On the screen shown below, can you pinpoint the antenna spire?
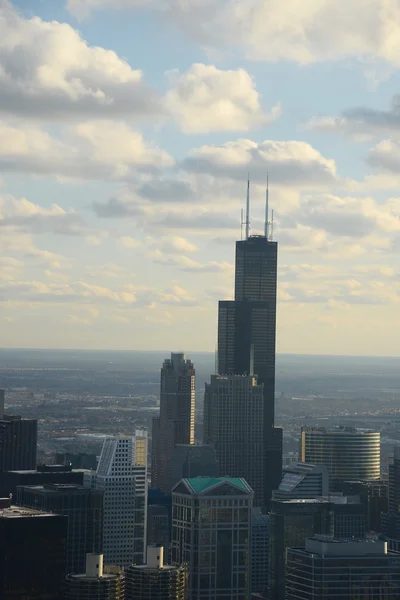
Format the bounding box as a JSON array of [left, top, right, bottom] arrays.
[[264, 173, 269, 239], [271, 209, 274, 241], [245, 175, 250, 240]]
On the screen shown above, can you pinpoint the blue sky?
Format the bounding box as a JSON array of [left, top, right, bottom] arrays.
[[2, 0, 400, 355]]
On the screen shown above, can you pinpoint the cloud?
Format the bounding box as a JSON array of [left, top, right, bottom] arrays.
[[0, 120, 173, 180], [67, 0, 400, 67], [0, 0, 161, 120], [147, 250, 232, 273], [164, 64, 281, 133], [150, 235, 198, 254], [181, 139, 337, 187], [137, 179, 195, 203], [118, 236, 142, 249], [368, 140, 400, 174]]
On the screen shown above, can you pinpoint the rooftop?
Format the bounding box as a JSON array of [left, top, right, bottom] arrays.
[[0, 505, 60, 519], [185, 477, 250, 494]]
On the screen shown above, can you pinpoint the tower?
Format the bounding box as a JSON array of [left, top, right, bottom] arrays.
[[152, 353, 195, 493], [216, 180, 282, 511], [65, 553, 125, 600], [84, 432, 148, 568]]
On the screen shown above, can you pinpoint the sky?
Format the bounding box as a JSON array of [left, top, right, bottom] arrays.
[[1, 0, 400, 355]]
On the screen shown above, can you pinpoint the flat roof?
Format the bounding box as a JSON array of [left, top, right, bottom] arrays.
[[0, 506, 61, 519]]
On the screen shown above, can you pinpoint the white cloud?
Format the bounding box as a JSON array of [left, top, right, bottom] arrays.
[[0, 0, 161, 120], [368, 139, 400, 174], [164, 64, 281, 133], [67, 0, 400, 66], [118, 236, 142, 249]]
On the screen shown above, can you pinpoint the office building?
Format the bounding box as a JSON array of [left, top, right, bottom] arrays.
[[16, 483, 103, 574], [382, 446, 400, 540], [147, 487, 171, 549], [330, 495, 366, 539], [217, 186, 282, 511], [251, 509, 269, 598], [168, 443, 218, 492], [286, 536, 400, 599], [269, 499, 333, 600], [85, 431, 148, 568], [0, 463, 85, 498], [126, 546, 187, 600], [300, 426, 380, 490], [152, 353, 195, 493], [56, 452, 98, 470], [65, 553, 125, 600], [273, 463, 329, 500], [341, 479, 387, 532], [171, 476, 253, 600], [0, 498, 67, 599], [204, 374, 264, 505], [0, 413, 37, 471], [0, 389, 4, 418]]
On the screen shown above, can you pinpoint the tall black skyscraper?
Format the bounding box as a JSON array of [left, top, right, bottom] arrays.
[[216, 181, 282, 511]]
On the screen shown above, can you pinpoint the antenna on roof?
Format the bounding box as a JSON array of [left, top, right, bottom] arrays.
[[240, 209, 244, 241], [264, 173, 269, 239], [245, 175, 250, 240], [271, 209, 274, 241]]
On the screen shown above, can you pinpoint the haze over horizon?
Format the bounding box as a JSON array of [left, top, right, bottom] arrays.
[[2, 0, 400, 355]]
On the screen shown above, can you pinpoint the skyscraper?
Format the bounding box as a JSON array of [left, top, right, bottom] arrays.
[[85, 432, 148, 568], [16, 483, 104, 575], [251, 509, 269, 598], [300, 426, 380, 490], [286, 536, 400, 599], [152, 353, 195, 493], [65, 553, 125, 600], [273, 463, 329, 501], [171, 476, 253, 600], [204, 374, 264, 505], [382, 446, 400, 540], [216, 182, 282, 511], [126, 546, 188, 600], [0, 498, 67, 599], [0, 414, 37, 471]]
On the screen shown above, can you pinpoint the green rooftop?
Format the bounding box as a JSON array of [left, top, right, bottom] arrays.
[[186, 477, 249, 494]]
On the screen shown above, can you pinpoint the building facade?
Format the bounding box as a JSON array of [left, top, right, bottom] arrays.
[[171, 477, 253, 600], [300, 426, 380, 490], [65, 553, 125, 600], [152, 353, 195, 493], [0, 464, 85, 499], [217, 223, 282, 511], [16, 483, 103, 575], [0, 499, 67, 599], [251, 510, 269, 598], [273, 463, 329, 501], [204, 374, 264, 506], [341, 479, 387, 533], [85, 432, 148, 568], [0, 414, 37, 471], [168, 444, 218, 493], [286, 536, 400, 599], [126, 546, 187, 600]]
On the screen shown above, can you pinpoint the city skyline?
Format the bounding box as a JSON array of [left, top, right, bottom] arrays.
[[2, 1, 400, 356]]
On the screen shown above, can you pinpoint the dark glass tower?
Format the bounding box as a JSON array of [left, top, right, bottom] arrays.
[[217, 205, 282, 510]]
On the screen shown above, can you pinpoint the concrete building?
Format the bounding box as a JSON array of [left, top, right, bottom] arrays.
[[0, 497, 67, 599], [171, 477, 253, 600], [126, 546, 187, 600], [217, 225, 282, 512], [204, 374, 264, 506], [16, 483, 103, 574], [300, 426, 380, 490], [152, 353, 195, 494], [251, 509, 269, 598], [65, 553, 125, 600], [286, 536, 400, 599], [273, 463, 329, 500], [85, 431, 148, 568]]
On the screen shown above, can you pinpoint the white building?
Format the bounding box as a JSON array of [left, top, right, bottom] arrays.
[[85, 431, 148, 568], [273, 462, 329, 500]]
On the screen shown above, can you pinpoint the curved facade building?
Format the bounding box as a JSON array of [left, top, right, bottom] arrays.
[[300, 427, 380, 488]]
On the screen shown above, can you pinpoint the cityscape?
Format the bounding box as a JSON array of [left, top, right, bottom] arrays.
[[2, 1, 400, 599]]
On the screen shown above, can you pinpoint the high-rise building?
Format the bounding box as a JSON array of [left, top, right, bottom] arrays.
[[168, 443, 218, 492], [0, 463, 85, 498], [171, 476, 253, 600], [268, 499, 334, 600], [330, 495, 366, 539], [251, 509, 269, 598], [300, 426, 380, 490], [16, 483, 103, 575], [126, 546, 188, 600], [0, 413, 37, 471], [204, 374, 264, 505], [147, 488, 171, 549], [273, 463, 329, 500], [217, 186, 282, 511], [286, 536, 400, 599], [382, 446, 400, 540], [152, 353, 195, 493], [341, 479, 387, 533], [65, 553, 125, 600], [85, 432, 148, 568], [0, 389, 4, 418], [0, 498, 67, 599]]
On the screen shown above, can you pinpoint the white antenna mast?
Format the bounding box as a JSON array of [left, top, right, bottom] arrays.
[[271, 209, 274, 241], [245, 175, 250, 240], [240, 209, 244, 241], [264, 173, 269, 239]]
